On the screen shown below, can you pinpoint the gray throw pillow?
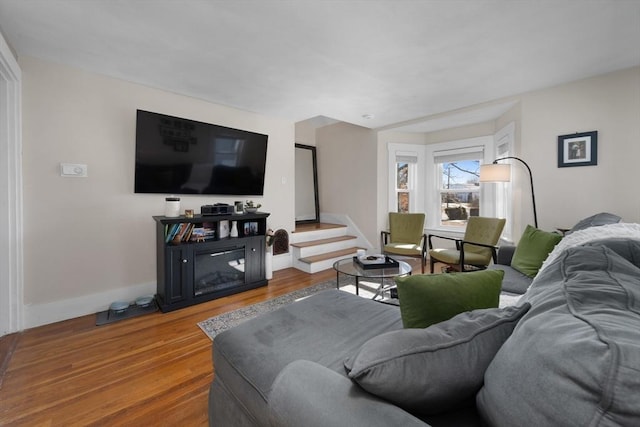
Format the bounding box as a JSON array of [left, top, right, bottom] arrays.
[[344, 303, 531, 415]]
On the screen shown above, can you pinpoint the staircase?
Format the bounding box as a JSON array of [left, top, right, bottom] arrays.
[[291, 223, 363, 274]]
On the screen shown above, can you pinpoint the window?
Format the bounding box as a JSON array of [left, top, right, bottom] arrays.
[[424, 137, 494, 231], [438, 160, 481, 227], [388, 125, 514, 237], [388, 145, 424, 213], [493, 122, 515, 241], [434, 147, 483, 228], [396, 162, 410, 212], [395, 156, 415, 212]]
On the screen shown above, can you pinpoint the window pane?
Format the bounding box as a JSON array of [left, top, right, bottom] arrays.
[[439, 160, 480, 227], [440, 191, 479, 227], [398, 192, 409, 213], [440, 160, 480, 190], [397, 162, 408, 189]]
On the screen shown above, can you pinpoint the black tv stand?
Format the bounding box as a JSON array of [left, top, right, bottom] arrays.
[[153, 212, 270, 312]]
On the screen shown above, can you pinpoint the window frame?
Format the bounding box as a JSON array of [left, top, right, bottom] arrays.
[[493, 122, 515, 241], [387, 144, 425, 213], [436, 156, 482, 229], [424, 136, 496, 233], [387, 126, 514, 239]]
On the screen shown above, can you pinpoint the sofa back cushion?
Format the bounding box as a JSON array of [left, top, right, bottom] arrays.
[[476, 242, 640, 426]]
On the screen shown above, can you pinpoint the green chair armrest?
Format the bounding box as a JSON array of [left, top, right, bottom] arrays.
[[460, 240, 500, 264], [428, 233, 462, 250]]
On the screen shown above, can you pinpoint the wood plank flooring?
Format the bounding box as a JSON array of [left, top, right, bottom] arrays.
[[0, 267, 337, 426], [0, 259, 423, 426]]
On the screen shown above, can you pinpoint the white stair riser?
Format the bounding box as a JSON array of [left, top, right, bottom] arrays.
[[293, 240, 357, 258], [290, 226, 347, 243], [294, 252, 359, 274]]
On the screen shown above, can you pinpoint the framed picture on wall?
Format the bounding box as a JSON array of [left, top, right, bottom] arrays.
[[558, 131, 598, 168]]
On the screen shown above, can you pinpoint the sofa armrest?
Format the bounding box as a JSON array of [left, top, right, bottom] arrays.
[[496, 245, 517, 265], [268, 360, 427, 427]]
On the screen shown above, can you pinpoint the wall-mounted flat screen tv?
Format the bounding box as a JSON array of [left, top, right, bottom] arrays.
[[134, 110, 268, 195]]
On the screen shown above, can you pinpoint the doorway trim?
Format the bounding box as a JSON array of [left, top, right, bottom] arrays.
[[0, 34, 24, 336]]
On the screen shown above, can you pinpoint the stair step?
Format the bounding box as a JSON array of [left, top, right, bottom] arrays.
[[294, 223, 346, 233], [299, 247, 360, 264], [290, 223, 348, 244], [290, 235, 357, 249]]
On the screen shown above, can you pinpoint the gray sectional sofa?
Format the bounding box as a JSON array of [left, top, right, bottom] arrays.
[[487, 244, 532, 294], [209, 224, 640, 426]]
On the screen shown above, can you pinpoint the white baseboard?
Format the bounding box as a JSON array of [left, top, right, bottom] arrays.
[[23, 281, 156, 330], [23, 255, 295, 330]]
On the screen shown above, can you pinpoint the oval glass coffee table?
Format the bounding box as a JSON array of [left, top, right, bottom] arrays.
[[333, 257, 412, 301]]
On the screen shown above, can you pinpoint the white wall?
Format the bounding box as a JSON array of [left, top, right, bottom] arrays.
[[294, 120, 317, 146], [316, 122, 378, 246], [520, 67, 640, 230], [20, 56, 295, 328]]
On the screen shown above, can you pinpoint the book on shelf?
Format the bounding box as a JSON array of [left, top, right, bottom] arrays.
[[171, 223, 189, 244], [202, 222, 216, 241], [165, 223, 199, 244], [190, 227, 206, 242], [165, 223, 182, 243]]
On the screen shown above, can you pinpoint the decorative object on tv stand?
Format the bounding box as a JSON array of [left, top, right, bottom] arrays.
[[265, 228, 275, 280], [201, 203, 234, 215], [218, 220, 230, 239], [165, 197, 180, 218], [480, 157, 538, 228], [244, 200, 261, 213], [230, 221, 239, 238], [557, 131, 597, 168], [234, 201, 244, 214]]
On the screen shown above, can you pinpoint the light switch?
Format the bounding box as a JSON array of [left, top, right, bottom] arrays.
[[60, 163, 88, 177]]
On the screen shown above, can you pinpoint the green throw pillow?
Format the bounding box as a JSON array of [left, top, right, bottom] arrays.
[[511, 225, 563, 278], [395, 270, 504, 328]]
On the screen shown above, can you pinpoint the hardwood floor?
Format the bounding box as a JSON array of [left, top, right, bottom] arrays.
[[0, 267, 338, 426]]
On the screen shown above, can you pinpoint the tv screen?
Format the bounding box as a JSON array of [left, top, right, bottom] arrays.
[[134, 110, 268, 196]]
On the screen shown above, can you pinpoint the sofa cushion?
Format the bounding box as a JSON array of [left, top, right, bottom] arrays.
[[568, 212, 621, 234], [395, 270, 504, 328], [510, 225, 562, 277], [270, 360, 428, 427], [486, 264, 531, 295], [344, 304, 530, 415], [477, 243, 640, 426], [212, 290, 402, 426]]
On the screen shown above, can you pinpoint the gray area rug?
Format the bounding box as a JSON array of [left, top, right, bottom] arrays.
[[197, 277, 522, 340], [197, 278, 383, 340]]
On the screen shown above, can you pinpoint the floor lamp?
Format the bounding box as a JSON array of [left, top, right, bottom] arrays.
[[479, 157, 538, 228]]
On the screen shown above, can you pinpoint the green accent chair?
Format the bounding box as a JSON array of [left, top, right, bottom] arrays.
[[428, 216, 506, 273], [381, 212, 427, 273]]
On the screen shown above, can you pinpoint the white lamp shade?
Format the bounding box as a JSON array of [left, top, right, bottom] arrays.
[[480, 163, 511, 182]]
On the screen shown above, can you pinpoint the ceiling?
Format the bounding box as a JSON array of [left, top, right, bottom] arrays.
[[0, 0, 639, 131]]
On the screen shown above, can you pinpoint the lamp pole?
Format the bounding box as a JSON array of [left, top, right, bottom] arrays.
[[493, 157, 538, 228]]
